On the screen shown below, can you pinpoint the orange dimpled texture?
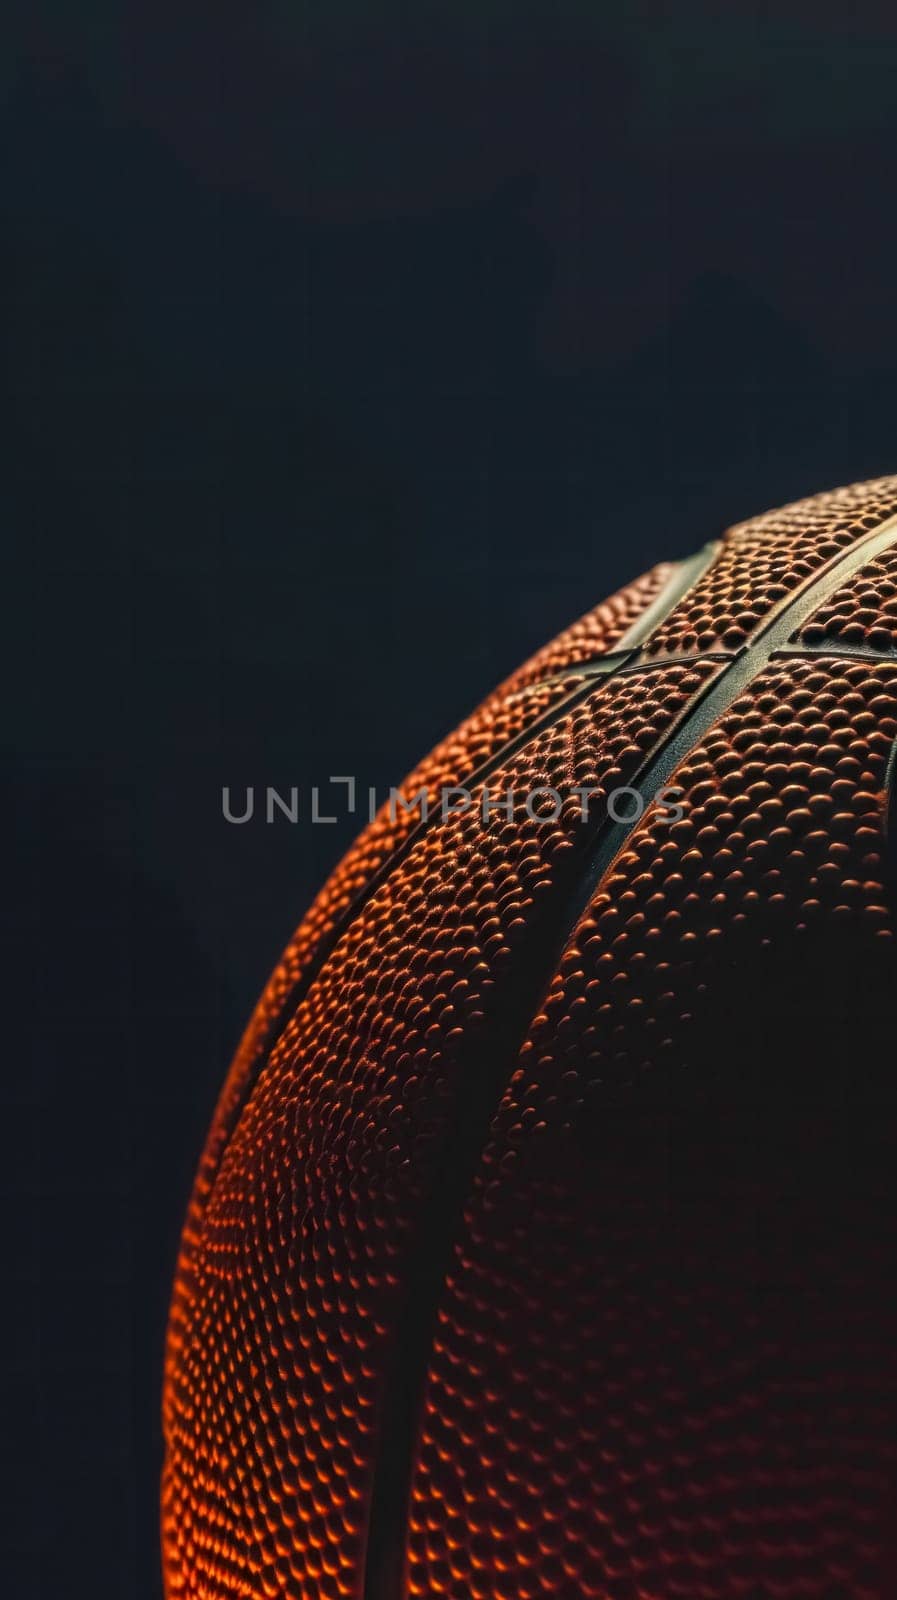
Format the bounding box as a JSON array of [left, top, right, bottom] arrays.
[[164, 476, 897, 1600]]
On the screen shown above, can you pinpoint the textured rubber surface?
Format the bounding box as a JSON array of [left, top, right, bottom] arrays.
[[797, 544, 897, 654], [164, 476, 897, 1600]]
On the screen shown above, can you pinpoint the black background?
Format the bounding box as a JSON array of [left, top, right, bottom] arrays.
[[5, 3, 897, 1595]]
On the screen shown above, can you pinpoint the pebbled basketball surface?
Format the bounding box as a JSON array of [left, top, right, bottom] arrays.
[[164, 476, 897, 1600]]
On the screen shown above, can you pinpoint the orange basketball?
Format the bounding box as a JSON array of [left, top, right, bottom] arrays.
[[164, 476, 897, 1598]]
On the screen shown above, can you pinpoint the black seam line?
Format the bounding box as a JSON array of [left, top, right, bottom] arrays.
[[536, 638, 897, 688], [535, 648, 733, 689], [250, 673, 622, 1069], [884, 732, 897, 906], [776, 641, 897, 662], [360, 654, 730, 1600], [363, 507, 897, 1600], [213, 546, 718, 1142]]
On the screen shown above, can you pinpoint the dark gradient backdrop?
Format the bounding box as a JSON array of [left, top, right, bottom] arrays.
[[5, 3, 897, 1596]]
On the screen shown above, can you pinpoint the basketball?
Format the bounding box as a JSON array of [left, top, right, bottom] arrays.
[[164, 476, 897, 1598]]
